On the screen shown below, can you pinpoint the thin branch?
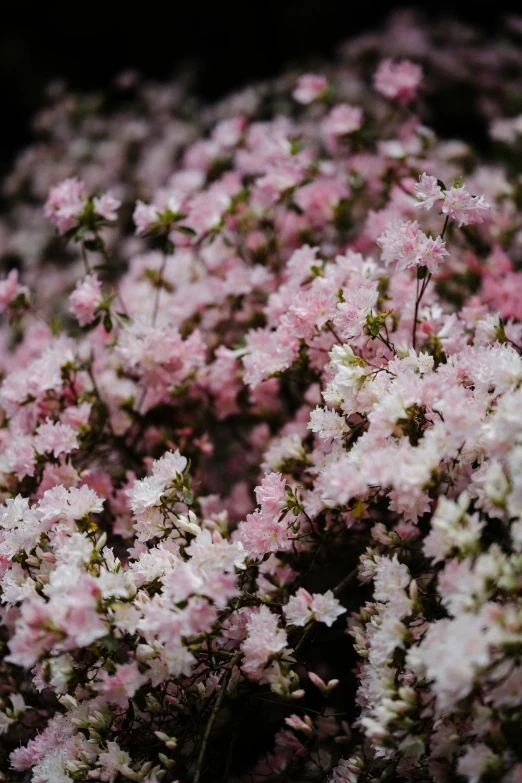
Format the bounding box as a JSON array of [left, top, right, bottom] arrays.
[[193, 653, 240, 783], [152, 252, 168, 327]]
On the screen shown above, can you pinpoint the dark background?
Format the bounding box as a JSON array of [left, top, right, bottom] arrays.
[[2, 0, 522, 178]]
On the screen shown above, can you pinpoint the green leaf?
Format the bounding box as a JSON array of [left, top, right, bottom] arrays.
[[416, 265, 427, 280], [82, 316, 101, 332], [7, 292, 29, 310], [103, 313, 113, 332], [494, 318, 508, 344], [101, 635, 119, 652], [175, 225, 197, 237], [182, 488, 193, 505]]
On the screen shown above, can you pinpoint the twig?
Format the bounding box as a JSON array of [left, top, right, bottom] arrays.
[[193, 653, 240, 783], [152, 252, 168, 327]]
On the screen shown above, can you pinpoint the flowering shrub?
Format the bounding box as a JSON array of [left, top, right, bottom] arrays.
[[2, 10, 522, 783]]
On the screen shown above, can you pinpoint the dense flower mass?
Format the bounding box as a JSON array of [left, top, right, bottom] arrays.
[[2, 9, 522, 783]]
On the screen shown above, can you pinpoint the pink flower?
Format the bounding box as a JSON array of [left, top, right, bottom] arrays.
[[308, 407, 348, 441], [97, 741, 132, 783], [333, 284, 378, 340], [243, 324, 300, 388], [133, 200, 159, 235], [457, 744, 498, 782], [93, 193, 121, 222], [285, 714, 313, 734], [442, 184, 491, 227], [37, 484, 104, 526], [238, 509, 294, 558], [293, 177, 348, 224], [95, 661, 147, 708], [241, 606, 289, 677], [293, 74, 328, 104], [44, 177, 87, 233], [254, 472, 288, 515], [186, 187, 232, 235], [414, 172, 444, 211], [374, 59, 422, 106], [284, 588, 345, 627], [61, 401, 92, 430], [34, 420, 79, 459], [284, 588, 313, 626], [322, 104, 363, 151], [0, 269, 28, 314], [310, 590, 345, 626], [151, 449, 188, 482], [69, 273, 103, 326], [377, 220, 448, 273]]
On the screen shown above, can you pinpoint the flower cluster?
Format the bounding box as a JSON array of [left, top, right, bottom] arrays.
[[1, 9, 522, 783]]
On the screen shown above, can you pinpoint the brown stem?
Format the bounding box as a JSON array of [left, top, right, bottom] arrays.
[[152, 253, 167, 327], [193, 653, 240, 783]]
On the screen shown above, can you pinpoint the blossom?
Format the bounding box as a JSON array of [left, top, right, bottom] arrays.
[[254, 472, 288, 514], [3, 17, 522, 781], [34, 420, 79, 458], [414, 172, 444, 211], [241, 606, 289, 678], [238, 509, 293, 558], [373, 58, 422, 105], [37, 484, 104, 526], [310, 590, 346, 626], [308, 407, 348, 441], [95, 662, 148, 708], [93, 193, 121, 223], [133, 200, 159, 234], [442, 184, 491, 227], [377, 219, 448, 273], [293, 74, 328, 104], [44, 177, 86, 233], [322, 104, 363, 151], [69, 273, 103, 326], [284, 587, 313, 626], [284, 588, 345, 627], [0, 269, 29, 314], [151, 449, 188, 482], [97, 741, 132, 783]]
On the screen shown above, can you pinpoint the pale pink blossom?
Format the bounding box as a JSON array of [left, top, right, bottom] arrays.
[[377, 220, 448, 273], [95, 662, 148, 708], [442, 184, 491, 227], [44, 177, 86, 233], [310, 590, 345, 627], [69, 273, 103, 326], [293, 74, 328, 104], [241, 606, 289, 678], [254, 472, 288, 515], [133, 200, 159, 235], [93, 192, 121, 222], [97, 741, 132, 783], [151, 449, 188, 482], [284, 587, 313, 626], [308, 407, 348, 441], [34, 420, 79, 459], [322, 104, 363, 151], [414, 172, 444, 211], [0, 269, 29, 313], [374, 58, 422, 106]]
